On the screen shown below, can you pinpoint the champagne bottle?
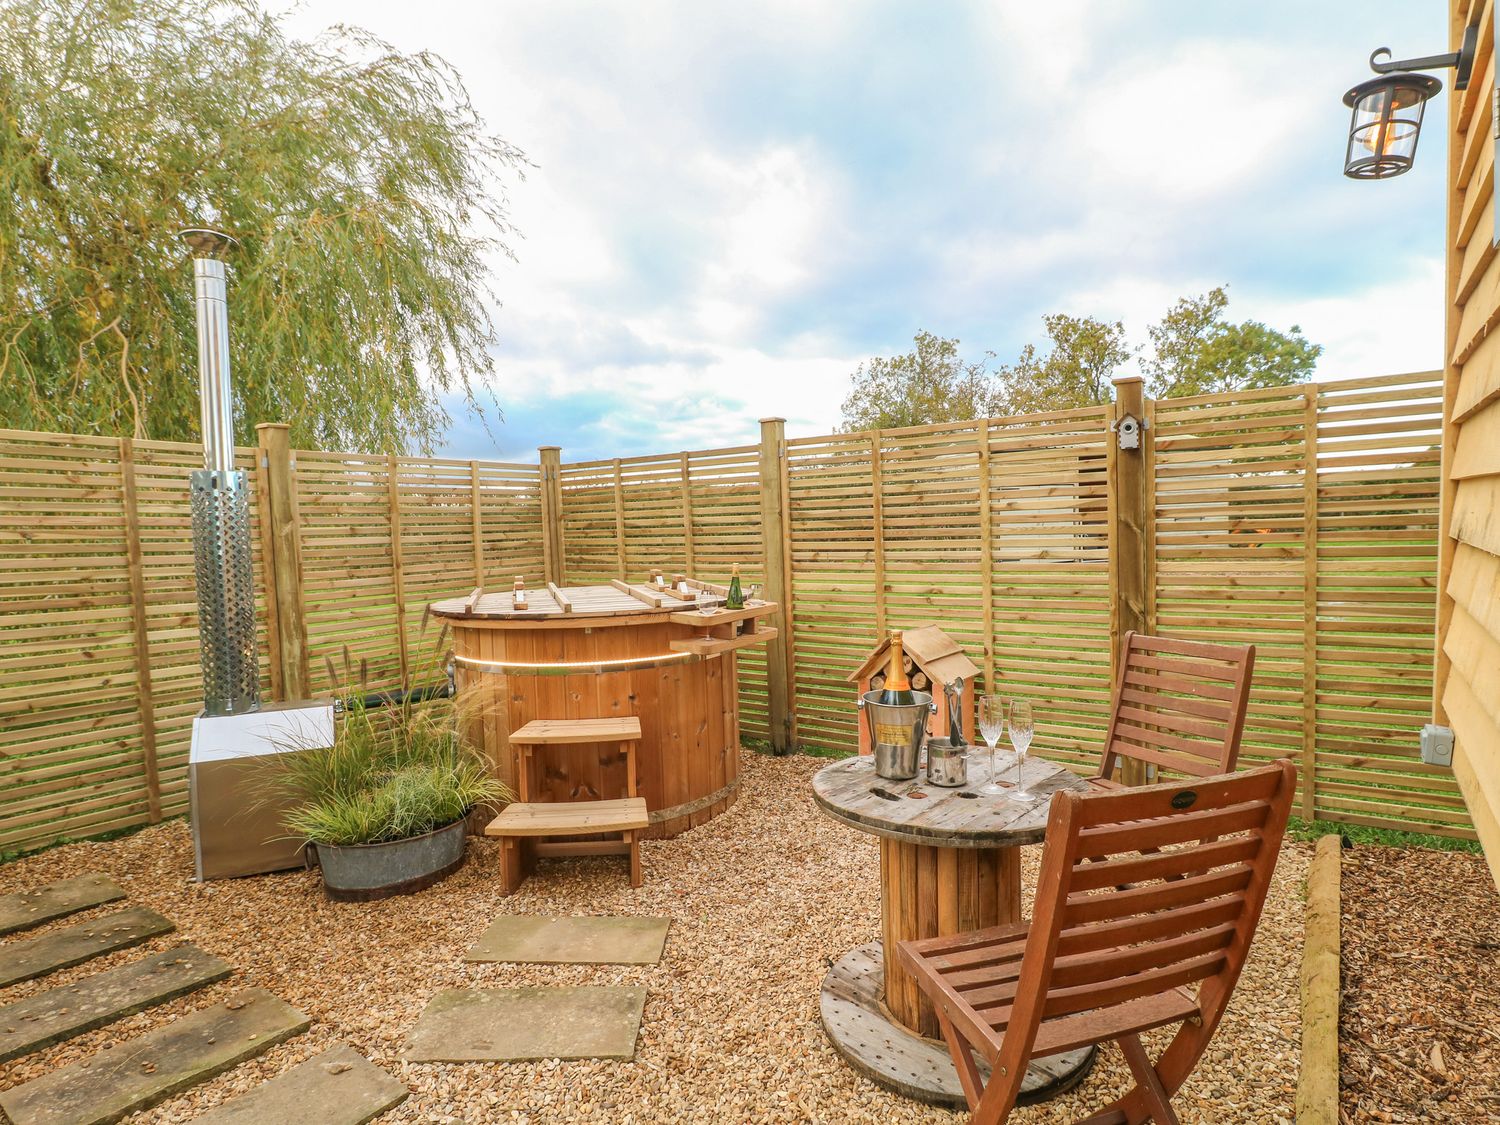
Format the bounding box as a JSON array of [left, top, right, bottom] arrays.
[[876, 630, 916, 706], [726, 564, 744, 609]]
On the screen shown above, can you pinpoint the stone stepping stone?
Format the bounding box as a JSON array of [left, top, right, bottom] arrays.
[[0, 987, 310, 1125], [0, 944, 232, 1063], [190, 1044, 408, 1124], [0, 875, 126, 937], [0, 906, 175, 989], [404, 986, 646, 1062], [465, 915, 669, 965]]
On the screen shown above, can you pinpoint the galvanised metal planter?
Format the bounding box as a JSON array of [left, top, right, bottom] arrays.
[[312, 818, 468, 902]]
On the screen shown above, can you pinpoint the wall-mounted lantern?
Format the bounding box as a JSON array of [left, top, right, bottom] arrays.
[[1342, 25, 1476, 180]]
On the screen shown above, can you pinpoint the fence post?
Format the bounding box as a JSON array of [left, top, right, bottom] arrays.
[[538, 445, 565, 585], [613, 458, 627, 578], [386, 454, 410, 685], [256, 423, 310, 700], [469, 461, 485, 587], [680, 451, 696, 575], [119, 438, 162, 823], [759, 418, 793, 753], [870, 431, 887, 635], [1302, 388, 1321, 819], [1109, 376, 1154, 786]]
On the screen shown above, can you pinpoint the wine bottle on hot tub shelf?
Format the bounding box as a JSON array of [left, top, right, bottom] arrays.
[[877, 630, 916, 706], [726, 564, 744, 609]]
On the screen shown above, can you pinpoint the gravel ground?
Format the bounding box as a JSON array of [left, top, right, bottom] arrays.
[[0, 752, 1308, 1124], [1338, 843, 1500, 1123]]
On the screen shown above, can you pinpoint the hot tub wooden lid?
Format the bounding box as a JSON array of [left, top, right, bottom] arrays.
[[430, 581, 777, 623]]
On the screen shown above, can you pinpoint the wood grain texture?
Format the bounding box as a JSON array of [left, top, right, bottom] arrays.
[[1443, 0, 1500, 883], [893, 760, 1297, 1122]]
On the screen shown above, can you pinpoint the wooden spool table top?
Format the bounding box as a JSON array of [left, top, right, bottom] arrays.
[[811, 749, 1091, 848]]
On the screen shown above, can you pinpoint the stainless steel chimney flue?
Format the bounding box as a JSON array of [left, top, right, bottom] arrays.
[[182, 229, 259, 717]]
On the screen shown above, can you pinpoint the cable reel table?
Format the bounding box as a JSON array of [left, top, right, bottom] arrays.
[[811, 749, 1097, 1107]]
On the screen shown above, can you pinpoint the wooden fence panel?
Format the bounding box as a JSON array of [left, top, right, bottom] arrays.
[[988, 408, 1114, 771], [0, 370, 1467, 852], [784, 431, 881, 749], [0, 431, 270, 854], [1311, 373, 1456, 835], [557, 446, 769, 739]]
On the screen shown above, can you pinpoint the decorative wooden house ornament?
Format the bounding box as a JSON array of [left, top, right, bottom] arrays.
[[847, 625, 982, 755]]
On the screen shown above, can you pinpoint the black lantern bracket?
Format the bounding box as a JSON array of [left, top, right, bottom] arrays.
[[1366, 23, 1478, 91]]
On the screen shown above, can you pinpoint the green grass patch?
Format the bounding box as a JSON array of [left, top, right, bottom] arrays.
[[1286, 816, 1481, 854]]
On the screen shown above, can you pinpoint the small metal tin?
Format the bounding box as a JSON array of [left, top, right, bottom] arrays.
[[926, 742, 968, 787]]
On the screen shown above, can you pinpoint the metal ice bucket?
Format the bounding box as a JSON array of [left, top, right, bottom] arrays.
[[859, 690, 936, 780]]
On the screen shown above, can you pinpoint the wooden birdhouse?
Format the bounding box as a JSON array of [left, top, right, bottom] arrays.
[[847, 625, 982, 756]]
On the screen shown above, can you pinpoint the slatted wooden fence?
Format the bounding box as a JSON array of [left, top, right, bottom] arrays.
[[0, 432, 543, 854], [551, 370, 1461, 838], [0, 368, 1463, 854]]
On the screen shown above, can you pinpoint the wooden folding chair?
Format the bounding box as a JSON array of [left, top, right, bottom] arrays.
[[896, 759, 1296, 1125], [1091, 633, 1256, 791]]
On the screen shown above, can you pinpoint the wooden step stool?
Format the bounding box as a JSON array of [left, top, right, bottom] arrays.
[[485, 717, 648, 894]]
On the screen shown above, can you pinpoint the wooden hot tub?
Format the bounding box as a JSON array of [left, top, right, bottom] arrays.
[[431, 582, 778, 838]]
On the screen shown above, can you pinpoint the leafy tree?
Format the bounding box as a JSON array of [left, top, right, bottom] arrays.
[[838, 331, 1003, 431], [996, 314, 1134, 415], [1143, 286, 1321, 399], [0, 0, 522, 453]]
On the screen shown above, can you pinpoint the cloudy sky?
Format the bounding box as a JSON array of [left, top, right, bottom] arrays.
[[282, 1, 1449, 462]]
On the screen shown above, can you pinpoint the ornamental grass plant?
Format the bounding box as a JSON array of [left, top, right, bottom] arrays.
[[268, 621, 510, 847]]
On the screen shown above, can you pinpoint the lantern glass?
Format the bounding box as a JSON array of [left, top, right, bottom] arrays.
[[1343, 74, 1441, 179]]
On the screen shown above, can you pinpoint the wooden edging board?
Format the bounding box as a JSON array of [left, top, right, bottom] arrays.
[[1295, 833, 1341, 1125]]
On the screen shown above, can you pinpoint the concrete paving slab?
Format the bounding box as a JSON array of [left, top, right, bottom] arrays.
[[0, 988, 309, 1125], [0, 875, 126, 937], [464, 915, 669, 965], [0, 944, 231, 1063], [0, 906, 175, 988], [403, 986, 646, 1062], [191, 1045, 408, 1125]]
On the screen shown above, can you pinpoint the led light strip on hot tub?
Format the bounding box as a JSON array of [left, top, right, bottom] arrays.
[[452, 651, 700, 676]]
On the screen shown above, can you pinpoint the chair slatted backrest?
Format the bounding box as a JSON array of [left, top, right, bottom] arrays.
[[994, 761, 1295, 1086], [1097, 632, 1256, 783]]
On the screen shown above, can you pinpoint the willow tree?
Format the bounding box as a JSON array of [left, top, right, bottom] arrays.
[[0, 0, 521, 453]]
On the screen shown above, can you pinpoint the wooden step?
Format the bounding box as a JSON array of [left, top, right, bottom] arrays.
[[191, 1045, 408, 1125], [0, 988, 310, 1125], [510, 717, 642, 745], [0, 944, 231, 1063], [0, 906, 175, 988], [484, 798, 649, 838], [0, 875, 126, 937]]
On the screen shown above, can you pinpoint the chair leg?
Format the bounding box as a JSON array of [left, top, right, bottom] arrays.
[[935, 1008, 985, 1111], [627, 830, 642, 887], [1117, 1033, 1180, 1125]]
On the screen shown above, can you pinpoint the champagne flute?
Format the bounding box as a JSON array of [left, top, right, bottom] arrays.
[[1008, 699, 1036, 803], [977, 694, 1006, 795]]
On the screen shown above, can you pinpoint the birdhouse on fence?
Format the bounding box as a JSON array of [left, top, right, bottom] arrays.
[[847, 625, 982, 756]]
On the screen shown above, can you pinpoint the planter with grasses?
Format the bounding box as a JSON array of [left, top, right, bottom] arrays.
[[267, 655, 509, 901]]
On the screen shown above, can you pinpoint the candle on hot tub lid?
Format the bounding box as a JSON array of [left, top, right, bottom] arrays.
[[512, 576, 528, 609]]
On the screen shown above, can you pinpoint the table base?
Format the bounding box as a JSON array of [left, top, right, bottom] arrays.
[[819, 942, 1096, 1108]]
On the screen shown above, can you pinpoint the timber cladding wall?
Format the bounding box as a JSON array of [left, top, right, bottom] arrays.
[[0, 369, 1461, 855], [1444, 0, 1500, 884]]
